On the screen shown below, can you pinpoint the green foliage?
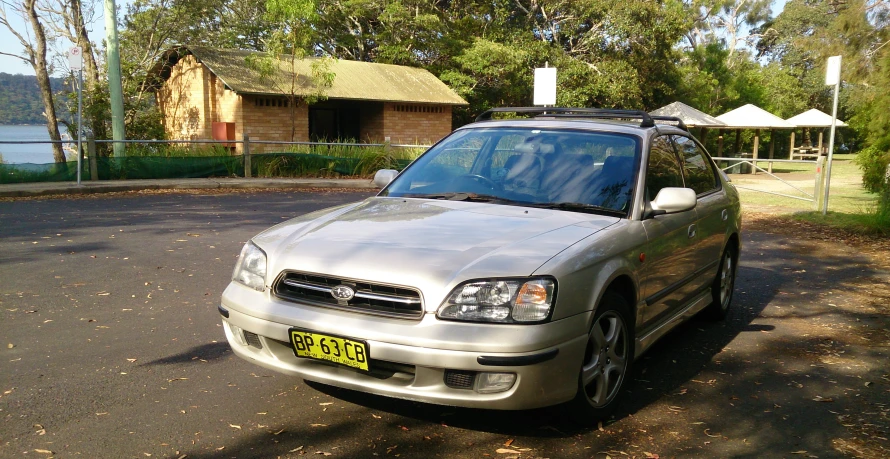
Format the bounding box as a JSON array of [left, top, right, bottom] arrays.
[[0, 73, 68, 125], [253, 143, 421, 178], [855, 146, 890, 193]]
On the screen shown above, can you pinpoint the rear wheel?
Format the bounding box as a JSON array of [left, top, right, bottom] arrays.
[[566, 292, 633, 423], [702, 244, 736, 320]]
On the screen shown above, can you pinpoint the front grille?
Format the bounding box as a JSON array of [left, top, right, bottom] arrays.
[[273, 271, 424, 319], [444, 370, 476, 389], [243, 331, 263, 349]]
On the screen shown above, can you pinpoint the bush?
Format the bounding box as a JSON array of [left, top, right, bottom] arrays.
[[855, 146, 890, 193]]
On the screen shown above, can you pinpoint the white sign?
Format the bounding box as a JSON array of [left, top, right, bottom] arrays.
[[68, 46, 83, 71], [825, 55, 841, 86], [533, 67, 557, 106]]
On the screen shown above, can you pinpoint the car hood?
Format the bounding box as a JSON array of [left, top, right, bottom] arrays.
[[254, 197, 618, 311]]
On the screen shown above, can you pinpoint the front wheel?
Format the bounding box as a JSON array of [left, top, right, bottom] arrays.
[[702, 244, 737, 320], [566, 292, 633, 423]]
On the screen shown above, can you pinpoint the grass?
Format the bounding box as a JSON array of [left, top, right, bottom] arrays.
[[729, 153, 888, 235]]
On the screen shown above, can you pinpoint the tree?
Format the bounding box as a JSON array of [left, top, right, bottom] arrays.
[[1, 0, 66, 162]]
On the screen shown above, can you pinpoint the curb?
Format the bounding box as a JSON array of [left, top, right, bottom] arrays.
[[0, 178, 379, 198]]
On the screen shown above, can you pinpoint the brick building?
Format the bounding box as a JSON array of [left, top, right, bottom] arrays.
[[150, 46, 467, 151]]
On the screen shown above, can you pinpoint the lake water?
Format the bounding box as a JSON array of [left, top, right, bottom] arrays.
[[0, 125, 69, 164]]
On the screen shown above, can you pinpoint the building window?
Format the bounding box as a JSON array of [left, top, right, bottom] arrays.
[[393, 104, 443, 113], [254, 97, 289, 108]]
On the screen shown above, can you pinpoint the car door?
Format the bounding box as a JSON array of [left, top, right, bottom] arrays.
[[639, 135, 701, 329], [672, 135, 727, 288]]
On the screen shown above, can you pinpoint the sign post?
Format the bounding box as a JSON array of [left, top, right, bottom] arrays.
[[68, 46, 83, 185], [822, 55, 842, 215]]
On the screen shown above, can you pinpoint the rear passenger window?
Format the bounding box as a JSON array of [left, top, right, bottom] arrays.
[[672, 136, 719, 195], [645, 136, 684, 201]]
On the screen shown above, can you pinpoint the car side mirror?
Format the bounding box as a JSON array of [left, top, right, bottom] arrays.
[[647, 187, 696, 217], [373, 169, 398, 188]]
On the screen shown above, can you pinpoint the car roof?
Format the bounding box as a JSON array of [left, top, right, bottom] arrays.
[[457, 118, 688, 138]]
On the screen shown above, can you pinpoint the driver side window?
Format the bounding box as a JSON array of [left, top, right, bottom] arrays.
[[646, 136, 684, 201]]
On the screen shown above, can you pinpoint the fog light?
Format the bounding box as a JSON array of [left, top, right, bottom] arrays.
[[225, 321, 247, 346], [474, 372, 516, 393]]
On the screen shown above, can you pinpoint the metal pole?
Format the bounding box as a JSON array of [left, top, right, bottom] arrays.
[[822, 79, 841, 215], [104, 0, 126, 157], [76, 69, 83, 185]]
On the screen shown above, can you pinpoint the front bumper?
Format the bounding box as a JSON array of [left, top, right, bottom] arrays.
[[220, 284, 591, 410]]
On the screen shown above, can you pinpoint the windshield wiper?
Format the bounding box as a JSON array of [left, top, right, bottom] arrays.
[[402, 192, 518, 203], [526, 202, 625, 217]]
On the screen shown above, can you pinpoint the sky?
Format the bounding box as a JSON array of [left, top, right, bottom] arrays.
[[0, 0, 115, 76], [0, 0, 790, 78]]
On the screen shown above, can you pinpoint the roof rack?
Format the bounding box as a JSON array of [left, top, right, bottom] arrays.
[[475, 107, 657, 128], [649, 115, 688, 132]]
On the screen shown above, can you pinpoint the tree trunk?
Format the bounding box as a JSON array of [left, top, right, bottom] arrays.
[[25, 0, 65, 163]]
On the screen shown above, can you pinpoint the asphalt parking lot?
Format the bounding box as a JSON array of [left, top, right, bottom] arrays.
[[1, 190, 888, 458]]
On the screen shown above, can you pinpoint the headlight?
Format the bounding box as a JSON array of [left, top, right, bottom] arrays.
[[437, 278, 555, 323], [232, 242, 267, 291]]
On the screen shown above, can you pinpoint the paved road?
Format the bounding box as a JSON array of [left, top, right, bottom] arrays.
[[1, 191, 887, 458]]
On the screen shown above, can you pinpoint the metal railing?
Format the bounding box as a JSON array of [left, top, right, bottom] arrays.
[[712, 156, 825, 205]]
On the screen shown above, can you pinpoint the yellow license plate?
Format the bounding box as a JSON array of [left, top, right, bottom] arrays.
[[289, 329, 369, 372]]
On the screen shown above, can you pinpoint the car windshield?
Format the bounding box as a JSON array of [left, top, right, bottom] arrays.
[[381, 127, 641, 215]]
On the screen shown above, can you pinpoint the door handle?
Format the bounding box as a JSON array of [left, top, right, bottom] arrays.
[[721, 209, 729, 221], [688, 224, 697, 239]]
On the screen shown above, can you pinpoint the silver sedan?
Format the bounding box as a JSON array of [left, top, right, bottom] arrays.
[[219, 108, 741, 421]]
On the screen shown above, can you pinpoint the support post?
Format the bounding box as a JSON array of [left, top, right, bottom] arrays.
[[751, 129, 760, 175], [717, 131, 724, 157], [789, 131, 796, 159], [814, 156, 826, 211], [768, 129, 775, 174], [104, 0, 126, 157], [243, 134, 252, 178], [87, 136, 98, 181], [818, 131, 824, 155], [822, 55, 842, 215]]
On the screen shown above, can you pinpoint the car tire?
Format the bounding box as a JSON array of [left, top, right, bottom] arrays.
[[565, 291, 633, 424], [702, 244, 737, 320]]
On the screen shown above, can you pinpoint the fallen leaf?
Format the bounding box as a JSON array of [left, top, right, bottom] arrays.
[[399, 425, 409, 431], [812, 396, 834, 402], [310, 423, 328, 427], [372, 414, 382, 419], [504, 439, 514, 446], [215, 446, 225, 451], [496, 449, 517, 454], [644, 453, 659, 459], [319, 402, 333, 406], [791, 451, 808, 455], [6, 343, 12, 349], [315, 451, 332, 456], [168, 378, 189, 382], [127, 358, 137, 363], [229, 424, 241, 430], [35, 429, 46, 435], [272, 428, 285, 435], [34, 449, 53, 455]]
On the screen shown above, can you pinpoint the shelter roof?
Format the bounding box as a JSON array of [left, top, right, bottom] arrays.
[[650, 101, 726, 128], [785, 109, 847, 127], [151, 46, 468, 105], [716, 104, 795, 129]]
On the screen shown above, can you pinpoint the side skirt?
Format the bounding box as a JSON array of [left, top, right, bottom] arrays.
[[633, 290, 711, 359]]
